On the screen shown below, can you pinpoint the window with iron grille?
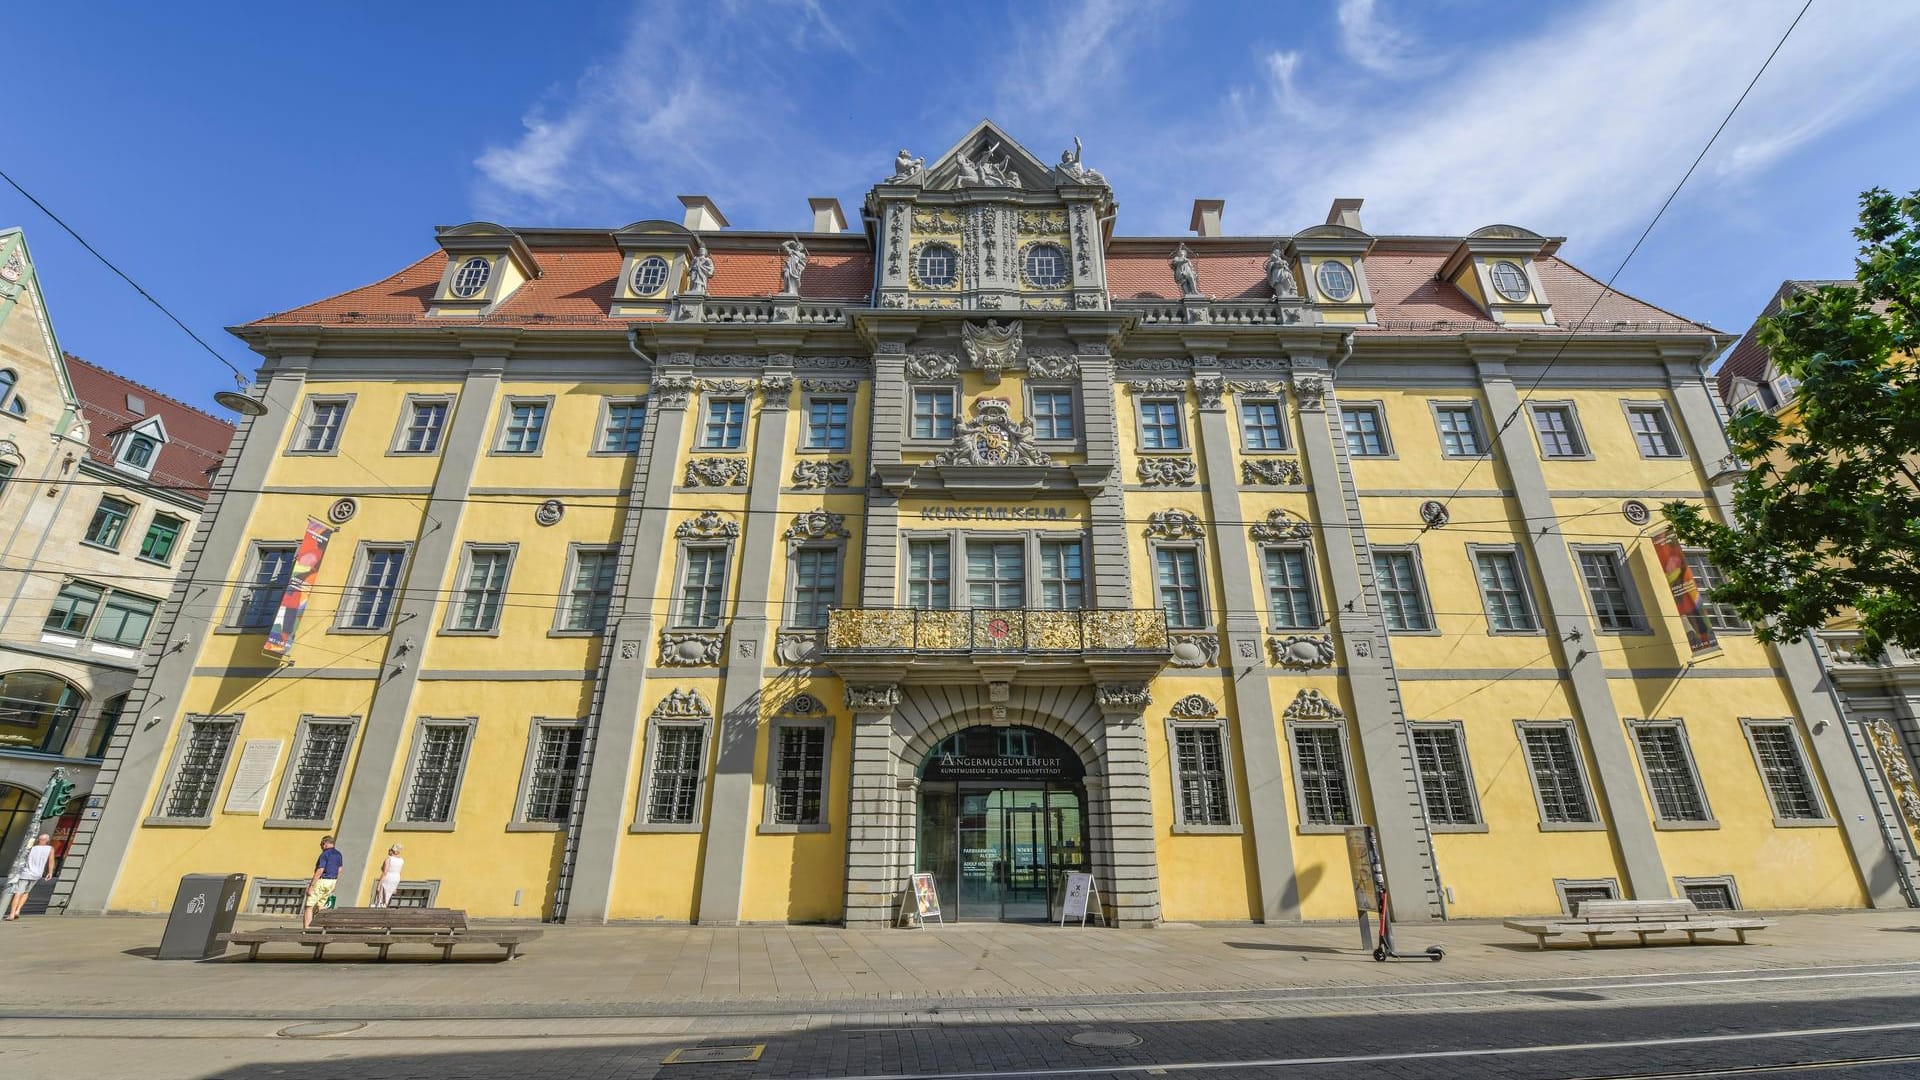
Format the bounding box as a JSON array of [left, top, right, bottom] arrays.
[[805, 397, 851, 449], [1173, 726, 1231, 827], [561, 548, 617, 632], [400, 400, 447, 454], [602, 399, 647, 453], [1577, 549, 1643, 631], [1529, 404, 1585, 457], [676, 546, 728, 628], [1240, 399, 1287, 451], [1433, 403, 1486, 456], [161, 717, 237, 819], [84, 496, 133, 548], [343, 547, 407, 630], [910, 388, 955, 440], [1561, 883, 1617, 914], [1521, 725, 1595, 824], [1747, 723, 1824, 820], [1263, 546, 1317, 629], [237, 546, 296, 628], [298, 400, 348, 453], [1634, 723, 1711, 823], [1682, 881, 1737, 910], [1626, 404, 1681, 457], [280, 720, 354, 821], [1412, 727, 1479, 826], [1032, 391, 1076, 440], [1684, 552, 1749, 632], [254, 883, 308, 915], [646, 725, 706, 825], [1038, 540, 1084, 610], [1138, 399, 1184, 450], [967, 541, 1025, 609], [1372, 549, 1432, 631], [789, 547, 839, 629], [450, 548, 511, 632], [1474, 549, 1537, 632], [1292, 726, 1354, 826], [499, 400, 549, 453], [404, 724, 470, 823], [1155, 547, 1205, 628], [523, 724, 584, 823], [907, 540, 950, 609], [771, 724, 826, 826], [702, 398, 747, 449], [1341, 405, 1388, 456], [388, 884, 435, 908]]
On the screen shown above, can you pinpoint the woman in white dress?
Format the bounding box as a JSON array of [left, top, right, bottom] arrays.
[[370, 844, 403, 907]]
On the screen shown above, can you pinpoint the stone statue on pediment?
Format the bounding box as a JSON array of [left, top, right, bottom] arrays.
[[780, 238, 808, 297], [1265, 245, 1298, 298], [1055, 136, 1106, 185], [958, 142, 1016, 188], [1171, 243, 1203, 298], [686, 242, 714, 294], [887, 148, 925, 185]]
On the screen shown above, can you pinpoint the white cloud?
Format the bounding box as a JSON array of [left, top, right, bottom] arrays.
[[1261, 51, 1318, 122], [1335, 0, 1438, 77], [999, 0, 1161, 121]]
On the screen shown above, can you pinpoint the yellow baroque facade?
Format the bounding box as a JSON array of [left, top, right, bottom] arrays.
[[59, 122, 1913, 924]]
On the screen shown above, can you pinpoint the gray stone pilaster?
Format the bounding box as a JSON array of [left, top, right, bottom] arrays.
[[696, 362, 794, 924], [861, 347, 905, 606], [1193, 361, 1299, 921], [562, 360, 694, 923], [1093, 685, 1162, 926], [842, 684, 904, 927], [1477, 358, 1668, 899], [1665, 358, 1908, 906], [59, 359, 308, 913], [1079, 349, 1131, 608]]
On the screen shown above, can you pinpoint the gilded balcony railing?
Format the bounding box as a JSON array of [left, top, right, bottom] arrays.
[[825, 608, 1170, 655]]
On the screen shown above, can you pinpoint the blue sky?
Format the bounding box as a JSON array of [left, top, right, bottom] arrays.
[[6, 0, 1918, 409]]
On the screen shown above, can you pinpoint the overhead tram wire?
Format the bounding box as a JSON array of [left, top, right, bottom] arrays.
[[1417, 0, 1817, 537]]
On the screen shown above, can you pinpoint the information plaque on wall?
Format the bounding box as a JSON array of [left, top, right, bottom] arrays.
[[223, 740, 282, 814]]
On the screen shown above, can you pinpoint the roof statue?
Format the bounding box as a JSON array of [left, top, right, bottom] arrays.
[[1171, 243, 1203, 299], [779, 238, 808, 297], [1265, 245, 1298, 298], [958, 141, 1017, 188], [887, 148, 925, 185], [1055, 136, 1106, 185], [686, 241, 714, 294]]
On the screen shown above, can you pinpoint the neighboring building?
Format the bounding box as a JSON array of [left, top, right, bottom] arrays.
[[62, 122, 1912, 924], [0, 229, 234, 906]]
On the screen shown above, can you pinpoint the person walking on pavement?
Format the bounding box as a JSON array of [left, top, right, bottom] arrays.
[[4, 834, 55, 920], [303, 835, 343, 928], [370, 844, 403, 907]]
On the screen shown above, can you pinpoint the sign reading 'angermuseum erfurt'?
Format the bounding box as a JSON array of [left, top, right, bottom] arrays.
[[922, 753, 1082, 782]]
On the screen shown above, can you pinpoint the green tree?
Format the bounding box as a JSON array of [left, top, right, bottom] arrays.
[[1666, 188, 1920, 654]]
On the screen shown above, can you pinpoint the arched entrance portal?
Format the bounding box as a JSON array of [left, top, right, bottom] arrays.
[[915, 726, 1088, 921]]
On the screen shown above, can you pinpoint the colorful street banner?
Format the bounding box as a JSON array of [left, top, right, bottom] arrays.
[[1653, 529, 1720, 659], [263, 517, 335, 659]]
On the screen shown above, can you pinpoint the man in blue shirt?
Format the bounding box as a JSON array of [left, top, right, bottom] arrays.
[[303, 836, 344, 928]]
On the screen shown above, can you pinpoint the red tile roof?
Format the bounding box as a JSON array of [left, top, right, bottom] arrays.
[[64, 354, 235, 500], [1714, 280, 1856, 401]]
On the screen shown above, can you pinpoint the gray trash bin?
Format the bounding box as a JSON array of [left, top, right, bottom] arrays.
[[157, 873, 248, 960]]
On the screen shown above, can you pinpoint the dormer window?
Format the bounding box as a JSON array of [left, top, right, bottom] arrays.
[[1490, 261, 1531, 302], [1316, 260, 1356, 301], [115, 415, 170, 478], [450, 257, 492, 298], [630, 256, 671, 296]]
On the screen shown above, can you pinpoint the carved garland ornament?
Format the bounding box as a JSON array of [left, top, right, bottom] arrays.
[[962, 320, 1023, 383], [759, 373, 793, 409], [803, 379, 859, 394], [791, 459, 854, 488], [1168, 693, 1218, 720], [685, 457, 749, 487], [905, 353, 960, 381], [660, 632, 724, 667], [1249, 508, 1312, 543], [775, 632, 822, 666], [1269, 634, 1337, 670], [1138, 458, 1198, 487], [1143, 508, 1205, 540], [845, 682, 901, 714], [1095, 682, 1151, 712], [931, 398, 1052, 466], [1868, 719, 1920, 827], [784, 510, 849, 544], [1291, 373, 1328, 412], [675, 510, 739, 540], [1241, 459, 1304, 486], [650, 375, 698, 408], [652, 687, 713, 720], [1169, 633, 1220, 669], [1194, 376, 1225, 410], [1025, 353, 1080, 380], [1282, 688, 1345, 721]]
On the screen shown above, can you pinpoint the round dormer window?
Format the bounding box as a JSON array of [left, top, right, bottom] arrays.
[[631, 255, 672, 296], [450, 257, 492, 298], [914, 243, 958, 287], [1315, 260, 1356, 302], [1024, 243, 1068, 288], [1490, 260, 1531, 302]]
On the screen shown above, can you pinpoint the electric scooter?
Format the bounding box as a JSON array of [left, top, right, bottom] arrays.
[[1371, 886, 1445, 962]]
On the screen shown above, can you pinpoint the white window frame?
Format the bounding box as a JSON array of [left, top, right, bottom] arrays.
[[1514, 720, 1604, 831], [1628, 718, 1717, 829], [1238, 396, 1291, 452], [389, 393, 454, 456], [552, 544, 619, 636], [1572, 544, 1649, 633], [387, 717, 478, 831], [443, 543, 516, 636], [227, 541, 298, 631], [1739, 718, 1832, 826], [1684, 549, 1750, 633], [1621, 400, 1685, 459], [909, 386, 958, 442], [800, 393, 852, 451], [1526, 401, 1592, 460], [784, 543, 843, 631], [903, 535, 954, 610], [594, 396, 649, 456], [1135, 395, 1188, 452], [1339, 401, 1394, 458], [671, 542, 733, 629], [288, 395, 354, 456], [146, 713, 241, 827], [1166, 718, 1241, 834], [492, 395, 554, 456], [699, 396, 749, 450], [1372, 545, 1436, 634], [1036, 537, 1087, 611], [1150, 542, 1210, 630], [266, 715, 361, 829], [1468, 544, 1542, 635], [1025, 384, 1080, 445], [334, 541, 413, 633], [1428, 399, 1491, 459], [1260, 542, 1321, 631]]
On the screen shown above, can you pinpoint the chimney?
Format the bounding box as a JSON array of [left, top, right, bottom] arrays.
[[809, 197, 848, 234], [1189, 199, 1226, 238], [1325, 198, 1364, 231], [679, 195, 730, 232]]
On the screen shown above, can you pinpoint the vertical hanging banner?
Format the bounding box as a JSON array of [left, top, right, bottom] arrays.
[[1653, 530, 1720, 659], [263, 517, 335, 659]]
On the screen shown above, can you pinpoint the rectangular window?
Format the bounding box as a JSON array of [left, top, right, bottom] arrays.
[[450, 548, 512, 632], [601, 399, 647, 453], [1522, 725, 1595, 825], [790, 548, 840, 629], [966, 541, 1025, 609], [1031, 390, 1076, 440], [399, 400, 448, 454], [1240, 399, 1288, 451], [1038, 540, 1084, 610], [44, 580, 103, 636], [1155, 547, 1206, 628], [140, 514, 184, 563], [646, 725, 706, 825], [1681, 881, 1737, 911], [771, 725, 827, 826], [1561, 883, 1618, 915], [1530, 404, 1586, 458], [676, 547, 728, 628], [562, 549, 617, 633], [1634, 723, 1711, 823], [1578, 549, 1644, 631], [1626, 404, 1681, 457], [298, 399, 347, 453], [1263, 546, 1317, 629], [1173, 726, 1232, 826], [85, 496, 133, 548], [701, 398, 746, 449], [1474, 549, 1538, 632], [804, 397, 851, 449], [280, 720, 354, 821], [911, 388, 956, 440], [1412, 726, 1479, 827], [343, 547, 407, 630], [1685, 552, 1749, 632], [1746, 722, 1825, 821], [0, 461, 15, 495], [404, 723, 470, 824], [523, 723, 584, 823], [1373, 549, 1432, 631], [1433, 403, 1486, 457], [1138, 399, 1184, 450], [161, 717, 237, 820], [93, 591, 159, 647], [1341, 405, 1389, 457], [500, 399, 549, 454], [1292, 727, 1355, 826], [238, 546, 297, 629], [907, 540, 951, 609]]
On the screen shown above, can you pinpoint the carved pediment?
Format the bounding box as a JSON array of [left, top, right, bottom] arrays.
[[916, 120, 1057, 191]]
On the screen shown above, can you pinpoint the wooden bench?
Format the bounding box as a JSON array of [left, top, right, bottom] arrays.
[[1503, 898, 1772, 950], [220, 907, 541, 961]]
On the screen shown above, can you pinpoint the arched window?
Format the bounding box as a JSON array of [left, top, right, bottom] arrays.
[[90, 692, 129, 759], [121, 435, 157, 470], [0, 671, 86, 755], [0, 369, 15, 407]]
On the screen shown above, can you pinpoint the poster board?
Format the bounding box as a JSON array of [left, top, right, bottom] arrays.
[[223, 740, 283, 814], [1057, 871, 1099, 927], [898, 872, 943, 927], [1344, 826, 1380, 913]]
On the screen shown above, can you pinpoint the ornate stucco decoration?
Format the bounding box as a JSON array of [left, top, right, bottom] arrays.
[[1168, 693, 1218, 720], [1228, 379, 1286, 395], [759, 373, 793, 409], [1025, 352, 1080, 380], [784, 510, 849, 546], [1270, 635, 1337, 671], [886, 148, 926, 185], [908, 241, 962, 291], [775, 632, 822, 666], [676, 510, 739, 540], [1095, 682, 1151, 713], [1265, 245, 1300, 298], [912, 208, 965, 233], [791, 460, 854, 488], [1168, 634, 1219, 669], [844, 682, 901, 714], [803, 379, 859, 394], [660, 632, 724, 667], [653, 687, 713, 720], [685, 458, 749, 487], [1128, 378, 1188, 394], [962, 320, 1023, 384], [534, 498, 565, 526], [1118, 358, 1191, 376], [931, 398, 1051, 466], [1419, 500, 1451, 529], [777, 692, 827, 717], [795, 355, 867, 372], [1016, 209, 1070, 234], [905, 353, 960, 381], [1867, 719, 1920, 828], [1138, 458, 1198, 487], [326, 498, 358, 525], [1291, 373, 1328, 412], [701, 378, 754, 395], [1250, 509, 1312, 543], [1241, 459, 1304, 486], [1282, 688, 1346, 721], [1144, 508, 1206, 540], [1187, 377, 1222, 411], [779, 238, 808, 297], [1053, 136, 1106, 186]]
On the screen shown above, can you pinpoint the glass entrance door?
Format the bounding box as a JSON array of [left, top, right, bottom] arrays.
[[945, 785, 1083, 921]]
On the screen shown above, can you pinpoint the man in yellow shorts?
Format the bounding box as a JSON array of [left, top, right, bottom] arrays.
[[303, 835, 343, 928]]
